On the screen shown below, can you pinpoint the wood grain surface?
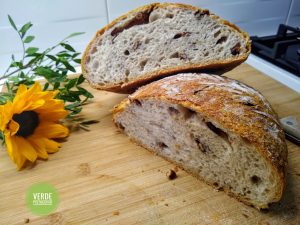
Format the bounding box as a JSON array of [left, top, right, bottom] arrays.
[[0, 63, 299, 225]]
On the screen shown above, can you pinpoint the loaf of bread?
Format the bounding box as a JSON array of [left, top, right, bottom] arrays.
[[82, 3, 251, 93], [113, 73, 287, 209]]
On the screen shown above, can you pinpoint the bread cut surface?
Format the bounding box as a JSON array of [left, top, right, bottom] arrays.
[[82, 3, 251, 93], [113, 73, 287, 209]]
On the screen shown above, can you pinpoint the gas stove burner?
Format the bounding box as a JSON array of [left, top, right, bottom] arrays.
[[251, 24, 300, 76]]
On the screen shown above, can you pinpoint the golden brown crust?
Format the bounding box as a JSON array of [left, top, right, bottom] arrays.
[[113, 73, 287, 208], [81, 3, 251, 94]]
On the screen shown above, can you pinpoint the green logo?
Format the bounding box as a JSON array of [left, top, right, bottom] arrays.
[[26, 182, 59, 216]]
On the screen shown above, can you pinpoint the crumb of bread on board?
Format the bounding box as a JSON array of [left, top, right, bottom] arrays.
[[166, 169, 177, 180]]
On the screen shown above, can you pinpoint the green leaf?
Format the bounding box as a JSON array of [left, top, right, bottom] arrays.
[[0, 131, 4, 140], [65, 78, 77, 89], [73, 58, 81, 64], [8, 15, 17, 31], [72, 53, 80, 58], [61, 61, 76, 72], [24, 35, 35, 43], [77, 86, 94, 98], [11, 61, 23, 69], [77, 74, 85, 85], [26, 47, 39, 55], [46, 55, 57, 61], [54, 82, 60, 89], [61, 43, 76, 52], [19, 22, 32, 38], [34, 67, 59, 79], [43, 82, 49, 91], [64, 32, 85, 40], [65, 101, 81, 110]]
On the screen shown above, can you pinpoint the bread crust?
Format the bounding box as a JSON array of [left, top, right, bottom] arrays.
[[112, 73, 287, 209], [82, 3, 251, 94]]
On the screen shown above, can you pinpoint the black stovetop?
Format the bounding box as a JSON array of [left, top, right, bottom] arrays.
[[251, 24, 300, 77]]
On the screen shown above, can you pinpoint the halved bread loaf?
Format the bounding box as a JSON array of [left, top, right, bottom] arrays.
[[113, 73, 287, 209], [82, 3, 251, 93]]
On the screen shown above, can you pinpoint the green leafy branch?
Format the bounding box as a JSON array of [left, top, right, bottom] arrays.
[[0, 15, 98, 130]]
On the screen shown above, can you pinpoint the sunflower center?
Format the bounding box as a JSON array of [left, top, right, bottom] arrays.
[[12, 111, 39, 137]]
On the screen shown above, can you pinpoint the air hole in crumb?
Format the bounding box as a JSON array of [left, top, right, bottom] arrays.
[[194, 9, 209, 19], [206, 122, 229, 141], [243, 101, 255, 107], [166, 13, 174, 19], [157, 142, 167, 149], [214, 30, 221, 38], [250, 175, 261, 185], [170, 52, 179, 58], [231, 43, 241, 55], [168, 107, 179, 115], [204, 52, 209, 57], [125, 69, 130, 76], [194, 138, 209, 153], [216, 36, 228, 44], [139, 60, 148, 71], [132, 99, 142, 106], [184, 108, 196, 119], [173, 32, 191, 39], [124, 50, 130, 55], [247, 190, 251, 194], [145, 38, 150, 44]]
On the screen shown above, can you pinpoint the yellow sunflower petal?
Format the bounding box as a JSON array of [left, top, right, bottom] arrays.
[[0, 101, 13, 131], [4, 133, 26, 169], [34, 122, 69, 139], [38, 111, 68, 122], [15, 136, 38, 162], [27, 136, 49, 160], [15, 84, 27, 96], [8, 119, 19, 135], [28, 82, 42, 94], [22, 99, 45, 112], [42, 138, 61, 153]]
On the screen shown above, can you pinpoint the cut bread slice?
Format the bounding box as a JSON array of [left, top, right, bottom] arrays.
[[82, 3, 251, 93], [113, 73, 287, 209]]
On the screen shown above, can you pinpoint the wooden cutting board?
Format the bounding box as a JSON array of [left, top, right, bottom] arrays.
[[0, 63, 300, 225]]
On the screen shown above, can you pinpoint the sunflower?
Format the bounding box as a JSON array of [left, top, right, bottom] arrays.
[[0, 82, 69, 169]]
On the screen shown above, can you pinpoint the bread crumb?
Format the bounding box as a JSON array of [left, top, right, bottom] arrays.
[[112, 211, 120, 216], [166, 169, 177, 180], [24, 218, 30, 223]]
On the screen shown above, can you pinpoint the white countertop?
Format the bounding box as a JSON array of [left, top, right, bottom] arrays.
[[246, 54, 300, 94]]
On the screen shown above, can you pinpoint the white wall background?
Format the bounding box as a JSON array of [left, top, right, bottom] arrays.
[[0, 0, 299, 74]]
